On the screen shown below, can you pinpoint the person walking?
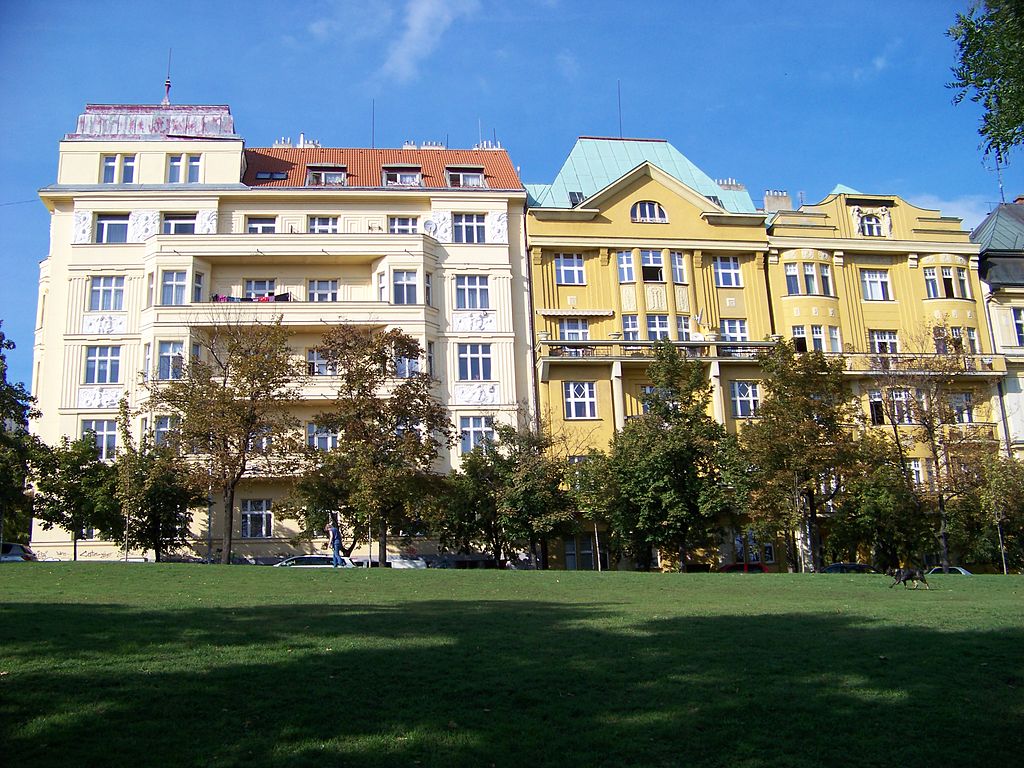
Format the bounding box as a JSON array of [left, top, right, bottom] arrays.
[[329, 517, 342, 567]]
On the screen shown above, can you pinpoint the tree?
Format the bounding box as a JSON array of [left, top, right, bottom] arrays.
[[594, 341, 742, 571], [148, 317, 304, 564], [949, 1, 1024, 161], [0, 321, 39, 545], [30, 436, 117, 560], [978, 453, 1024, 573], [96, 402, 208, 561], [742, 340, 865, 572], [290, 325, 453, 564]]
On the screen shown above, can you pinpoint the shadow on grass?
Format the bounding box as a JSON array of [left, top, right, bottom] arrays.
[[1, 599, 1022, 768]]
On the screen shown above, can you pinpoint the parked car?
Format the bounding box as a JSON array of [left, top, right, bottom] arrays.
[[274, 555, 356, 568], [0, 542, 38, 562], [926, 566, 973, 575], [388, 556, 428, 569], [718, 562, 769, 573], [821, 562, 882, 574]]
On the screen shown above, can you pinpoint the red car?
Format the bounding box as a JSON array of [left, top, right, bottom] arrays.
[[718, 562, 769, 573]]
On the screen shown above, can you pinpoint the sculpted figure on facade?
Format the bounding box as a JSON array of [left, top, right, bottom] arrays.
[[454, 382, 499, 405], [128, 210, 159, 242], [423, 212, 452, 243], [486, 212, 508, 244], [78, 386, 122, 409], [82, 314, 127, 335], [452, 310, 497, 333], [196, 209, 219, 234], [72, 210, 92, 244]]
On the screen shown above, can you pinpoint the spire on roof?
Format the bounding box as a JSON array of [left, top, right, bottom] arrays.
[[161, 49, 172, 105]]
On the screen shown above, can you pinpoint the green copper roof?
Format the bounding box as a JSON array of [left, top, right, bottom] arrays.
[[830, 183, 862, 195], [972, 203, 1024, 253], [526, 137, 755, 213]]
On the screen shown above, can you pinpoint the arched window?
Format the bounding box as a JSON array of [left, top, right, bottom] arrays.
[[631, 200, 668, 223], [860, 214, 883, 237]]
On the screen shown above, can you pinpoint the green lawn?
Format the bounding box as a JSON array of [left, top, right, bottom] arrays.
[[1, 565, 1022, 767]]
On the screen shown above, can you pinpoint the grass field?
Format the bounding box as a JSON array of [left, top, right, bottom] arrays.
[[1, 565, 1022, 768]]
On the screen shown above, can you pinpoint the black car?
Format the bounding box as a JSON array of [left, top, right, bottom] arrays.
[[821, 562, 882, 574]]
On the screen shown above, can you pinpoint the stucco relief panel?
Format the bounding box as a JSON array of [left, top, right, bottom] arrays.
[[485, 212, 508, 244], [128, 210, 159, 242], [674, 286, 689, 313], [645, 285, 668, 312], [423, 212, 452, 243], [452, 310, 497, 333], [196, 210, 219, 234], [81, 314, 127, 335], [454, 382, 500, 406], [72, 211, 92, 244], [620, 286, 638, 312], [78, 386, 123, 409]]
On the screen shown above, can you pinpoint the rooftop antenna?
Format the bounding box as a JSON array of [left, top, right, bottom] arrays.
[[371, 99, 375, 149], [161, 48, 172, 105], [478, 118, 483, 148], [617, 79, 622, 138], [996, 151, 1006, 204]]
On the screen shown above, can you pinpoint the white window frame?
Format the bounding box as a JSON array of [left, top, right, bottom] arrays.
[[730, 381, 760, 418], [803, 263, 818, 295], [457, 344, 492, 381], [671, 252, 686, 284], [308, 216, 339, 234], [308, 279, 338, 302], [82, 419, 117, 460], [306, 424, 340, 451], [306, 167, 347, 186], [829, 326, 842, 353], [559, 318, 590, 341], [453, 213, 486, 244], [244, 279, 276, 299], [306, 349, 336, 377], [160, 271, 187, 306], [162, 214, 196, 235], [677, 315, 691, 341], [89, 276, 125, 311], [448, 168, 486, 188], [785, 263, 800, 295], [460, 416, 494, 453], [811, 324, 825, 351], [154, 415, 180, 446], [455, 275, 489, 309], [713, 256, 742, 288], [157, 341, 184, 380], [647, 314, 670, 340], [819, 264, 832, 296], [240, 499, 273, 538], [957, 268, 971, 299], [193, 272, 204, 303], [564, 381, 597, 419], [860, 270, 891, 301], [860, 214, 883, 237], [393, 270, 417, 305], [924, 267, 939, 299], [102, 154, 135, 184], [617, 251, 635, 283], [622, 315, 639, 341], [720, 318, 749, 342], [95, 215, 129, 244], [555, 253, 585, 285], [630, 200, 668, 223], [246, 217, 277, 234], [383, 167, 422, 186], [869, 330, 899, 354], [640, 250, 664, 282], [388, 216, 418, 234], [84, 346, 120, 385]]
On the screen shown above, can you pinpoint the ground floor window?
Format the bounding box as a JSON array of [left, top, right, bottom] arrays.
[[241, 499, 272, 538], [564, 533, 609, 570]]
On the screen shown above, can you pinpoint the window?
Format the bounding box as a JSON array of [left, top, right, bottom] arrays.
[[720, 319, 748, 342], [393, 271, 417, 304], [244, 279, 275, 299], [160, 271, 187, 306], [622, 315, 639, 341], [868, 391, 885, 425], [308, 216, 339, 234], [241, 499, 272, 538], [377, 272, 386, 302], [102, 154, 135, 184], [671, 252, 686, 284], [308, 279, 338, 302], [677, 315, 691, 341], [567, 191, 586, 207], [647, 314, 670, 340], [785, 264, 800, 295], [639, 384, 658, 415], [957, 268, 971, 299], [388, 216, 418, 234], [143, 343, 151, 380], [453, 214, 486, 244], [942, 267, 956, 298], [819, 264, 832, 296], [306, 424, 340, 451], [924, 268, 940, 299], [455, 275, 489, 309], [95, 215, 129, 244], [157, 341, 184, 380], [306, 167, 347, 186], [713, 256, 741, 287], [631, 200, 668, 223], [424, 273, 432, 306], [640, 250, 664, 282], [908, 459, 925, 486], [792, 325, 807, 352], [890, 389, 914, 425], [564, 381, 597, 419], [383, 167, 422, 186], [829, 326, 842, 353], [1015, 309, 1024, 346], [967, 328, 979, 353], [84, 346, 120, 384], [427, 342, 435, 378], [82, 420, 117, 460], [307, 349, 336, 376], [617, 251, 635, 283], [811, 325, 824, 352], [89, 276, 125, 311], [167, 154, 201, 183], [730, 381, 760, 418], [869, 330, 899, 355], [950, 393, 974, 424], [254, 171, 288, 181], [395, 353, 420, 378], [860, 214, 883, 236], [860, 270, 891, 301], [162, 214, 196, 235], [448, 168, 486, 187], [246, 217, 277, 234], [460, 416, 494, 453], [560, 318, 589, 341], [193, 272, 204, 303], [803, 263, 818, 295], [555, 253, 585, 285], [457, 344, 491, 381], [154, 415, 180, 446]]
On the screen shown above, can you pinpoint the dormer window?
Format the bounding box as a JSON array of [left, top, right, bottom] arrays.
[[306, 166, 347, 186], [254, 171, 288, 181], [631, 200, 668, 223], [860, 214, 883, 237], [447, 167, 486, 188], [383, 167, 422, 186], [568, 191, 584, 207]]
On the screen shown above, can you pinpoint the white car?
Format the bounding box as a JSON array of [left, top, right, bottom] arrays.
[[274, 555, 356, 568], [926, 566, 973, 575], [388, 556, 428, 569], [0, 542, 38, 562]]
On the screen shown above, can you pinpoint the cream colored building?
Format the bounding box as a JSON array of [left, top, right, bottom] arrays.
[[30, 103, 531, 562]]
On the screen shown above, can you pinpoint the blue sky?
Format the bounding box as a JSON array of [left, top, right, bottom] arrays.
[[0, 0, 1017, 388]]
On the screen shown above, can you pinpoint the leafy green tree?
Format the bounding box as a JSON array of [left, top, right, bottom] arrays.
[[742, 340, 864, 571], [978, 454, 1024, 573], [0, 321, 39, 545], [596, 341, 741, 570], [290, 325, 453, 564], [30, 436, 117, 560], [949, 1, 1024, 160], [148, 317, 304, 564]]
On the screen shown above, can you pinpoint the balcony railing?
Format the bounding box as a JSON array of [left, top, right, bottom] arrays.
[[538, 339, 777, 360], [844, 353, 1005, 375]]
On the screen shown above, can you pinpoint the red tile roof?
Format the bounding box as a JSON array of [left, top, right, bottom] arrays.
[[243, 147, 523, 190]]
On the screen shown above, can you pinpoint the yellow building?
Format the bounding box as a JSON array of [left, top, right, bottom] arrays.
[[31, 102, 532, 562]]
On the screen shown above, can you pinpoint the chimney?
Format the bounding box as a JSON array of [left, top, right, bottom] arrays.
[[763, 189, 794, 213], [1014, 194, 1024, 205], [716, 177, 746, 191]]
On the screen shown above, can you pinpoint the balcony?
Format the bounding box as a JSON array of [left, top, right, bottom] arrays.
[[537, 339, 776, 361], [844, 353, 1006, 376]]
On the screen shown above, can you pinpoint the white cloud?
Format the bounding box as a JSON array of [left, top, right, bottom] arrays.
[[379, 0, 480, 83], [850, 38, 901, 81], [906, 193, 996, 230], [556, 50, 579, 81], [304, 0, 395, 44]]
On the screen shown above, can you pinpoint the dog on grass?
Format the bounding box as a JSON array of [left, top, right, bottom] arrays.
[[888, 567, 930, 589]]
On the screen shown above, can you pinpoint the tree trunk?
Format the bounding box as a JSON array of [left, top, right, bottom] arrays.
[[997, 519, 1009, 575], [938, 494, 951, 572], [806, 488, 822, 572], [540, 537, 549, 570], [221, 486, 235, 564], [72, 529, 78, 561], [377, 518, 387, 567]]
